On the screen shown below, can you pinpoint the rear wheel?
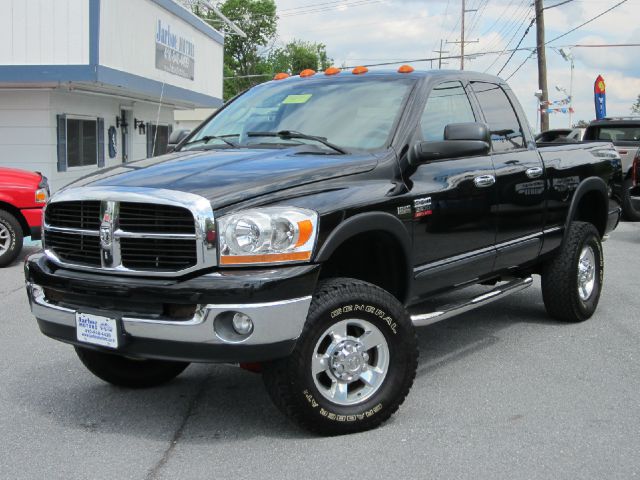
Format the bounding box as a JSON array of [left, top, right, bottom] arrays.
[[541, 221, 603, 322], [75, 347, 189, 388], [0, 210, 23, 267], [263, 278, 418, 435]]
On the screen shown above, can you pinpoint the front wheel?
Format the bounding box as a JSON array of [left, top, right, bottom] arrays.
[[0, 210, 23, 267], [541, 221, 603, 322], [75, 347, 189, 388], [263, 278, 418, 435]]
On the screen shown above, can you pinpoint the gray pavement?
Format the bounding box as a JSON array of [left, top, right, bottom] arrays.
[[1, 224, 639, 480]]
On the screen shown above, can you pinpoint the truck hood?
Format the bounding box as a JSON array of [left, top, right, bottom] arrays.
[[65, 147, 378, 207]]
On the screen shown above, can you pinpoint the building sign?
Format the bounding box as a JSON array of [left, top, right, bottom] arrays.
[[155, 19, 195, 80]]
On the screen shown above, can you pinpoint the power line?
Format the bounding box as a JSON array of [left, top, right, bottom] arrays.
[[496, 17, 535, 75], [543, 0, 576, 9], [504, 0, 629, 80], [483, 9, 533, 72], [279, 0, 384, 17]]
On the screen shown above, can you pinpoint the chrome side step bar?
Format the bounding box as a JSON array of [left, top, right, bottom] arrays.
[[410, 276, 533, 327]]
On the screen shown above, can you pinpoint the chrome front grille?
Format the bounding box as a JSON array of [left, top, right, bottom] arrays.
[[43, 187, 217, 277], [119, 202, 196, 234], [44, 230, 101, 266], [44, 201, 101, 230], [120, 238, 198, 270]]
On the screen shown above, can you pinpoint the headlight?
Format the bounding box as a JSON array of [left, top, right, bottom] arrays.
[[217, 207, 318, 266]]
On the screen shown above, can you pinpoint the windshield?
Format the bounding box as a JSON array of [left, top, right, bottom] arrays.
[[181, 76, 415, 152]]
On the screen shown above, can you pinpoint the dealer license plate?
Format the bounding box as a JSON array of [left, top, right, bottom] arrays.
[[76, 313, 118, 349]]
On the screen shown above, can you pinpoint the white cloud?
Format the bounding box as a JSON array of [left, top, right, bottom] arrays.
[[273, 0, 640, 130]]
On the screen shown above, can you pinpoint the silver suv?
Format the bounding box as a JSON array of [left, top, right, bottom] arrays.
[[584, 117, 640, 220]]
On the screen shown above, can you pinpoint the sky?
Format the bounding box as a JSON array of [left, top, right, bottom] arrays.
[[269, 0, 640, 131]]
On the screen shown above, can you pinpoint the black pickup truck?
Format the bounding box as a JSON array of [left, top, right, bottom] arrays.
[[25, 69, 622, 435]]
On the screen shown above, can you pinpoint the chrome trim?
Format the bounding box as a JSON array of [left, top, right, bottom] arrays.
[[114, 230, 197, 240], [28, 282, 312, 346], [44, 226, 100, 236], [43, 186, 217, 277], [474, 174, 496, 188], [411, 276, 533, 327]]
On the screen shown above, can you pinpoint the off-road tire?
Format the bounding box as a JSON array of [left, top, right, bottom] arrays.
[[263, 278, 418, 435], [75, 347, 189, 388], [541, 221, 603, 322], [621, 178, 640, 221], [0, 210, 23, 267]]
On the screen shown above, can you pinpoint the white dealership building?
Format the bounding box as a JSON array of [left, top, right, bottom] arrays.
[[0, 0, 224, 191]]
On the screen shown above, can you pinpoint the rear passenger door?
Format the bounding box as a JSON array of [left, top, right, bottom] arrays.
[[470, 82, 546, 270], [410, 81, 498, 296]]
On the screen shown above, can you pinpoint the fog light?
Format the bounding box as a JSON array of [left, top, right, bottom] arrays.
[[232, 312, 254, 335]]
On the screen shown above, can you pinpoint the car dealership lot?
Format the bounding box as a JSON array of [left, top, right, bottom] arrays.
[[2, 225, 640, 480]]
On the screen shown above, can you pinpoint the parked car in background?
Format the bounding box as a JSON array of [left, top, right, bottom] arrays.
[[567, 127, 586, 141], [584, 117, 640, 220], [0, 167, 48, 266], [535, 128, 572, 143], [167, 129, 191, 152]]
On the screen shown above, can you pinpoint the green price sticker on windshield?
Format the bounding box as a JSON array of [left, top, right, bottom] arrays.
[[283, 94, 312, 104]]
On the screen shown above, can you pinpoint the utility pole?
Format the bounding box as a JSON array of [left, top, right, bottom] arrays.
[[535, 0, 549, 131], [447, 0, 478, 70], [434, 40, 449, 69]]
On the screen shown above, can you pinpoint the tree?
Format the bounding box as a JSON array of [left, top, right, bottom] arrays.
[[193, 0, 278, 99], [268, 40, 332, 75], [573, 119, 590, 128], [632, 95, 640, 114]]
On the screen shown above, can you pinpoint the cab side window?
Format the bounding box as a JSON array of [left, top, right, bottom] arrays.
[[421, 81, 476, 141], [470, 82, 525, 153]]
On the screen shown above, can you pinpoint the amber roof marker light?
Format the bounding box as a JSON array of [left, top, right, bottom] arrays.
[[273, 72, 290, 81], [300, 69, 317, 77], [324, 67, 341, 76], [352, 66, 369, 75], [398, 65, 415, 74]]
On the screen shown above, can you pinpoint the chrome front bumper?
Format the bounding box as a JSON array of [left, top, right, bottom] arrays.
[[27, 282, 311, 349]]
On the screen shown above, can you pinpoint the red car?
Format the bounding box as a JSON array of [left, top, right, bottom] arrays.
[[0, 167, 49, 267]]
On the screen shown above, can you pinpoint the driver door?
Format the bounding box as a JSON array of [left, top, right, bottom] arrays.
[[410, 81, 498, 298]]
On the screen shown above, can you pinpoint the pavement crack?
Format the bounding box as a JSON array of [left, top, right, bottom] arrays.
[[145, 374, 210, 480]]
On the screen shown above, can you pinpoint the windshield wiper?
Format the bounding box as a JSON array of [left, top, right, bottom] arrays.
[[246, 130, 347, 154], [181, 135, 238, 148]]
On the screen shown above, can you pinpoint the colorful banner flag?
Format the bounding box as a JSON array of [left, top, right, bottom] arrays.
[[594, 75, 606, 119]]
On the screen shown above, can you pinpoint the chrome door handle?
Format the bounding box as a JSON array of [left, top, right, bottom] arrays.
[[474, 175, 496, 188], [525, 167, 543, 179]]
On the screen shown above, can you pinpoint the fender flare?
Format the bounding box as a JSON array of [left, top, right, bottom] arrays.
[[314, 212, 413, 300], [564, 176, 608, 236]]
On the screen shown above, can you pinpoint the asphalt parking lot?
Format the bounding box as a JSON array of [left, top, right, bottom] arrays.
[[1, 224, 639, 480]]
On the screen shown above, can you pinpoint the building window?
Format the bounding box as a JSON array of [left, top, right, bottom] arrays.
[[147, 124, 171, 157], [56, 115, 105, 172], [67, 119, 98, 167]]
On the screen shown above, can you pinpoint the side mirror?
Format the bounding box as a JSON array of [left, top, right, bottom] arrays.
[[409, 122, 491, 165]]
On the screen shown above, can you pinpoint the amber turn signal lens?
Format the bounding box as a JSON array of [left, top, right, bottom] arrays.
[[273, 72, 290, 80], [295, 220, 314, 247], [220, 251, 312, 265], [398, 64, 415, 74], [352, 66, 369, 75], [324, 67, 341, 76], [300, 69, 316, 77]]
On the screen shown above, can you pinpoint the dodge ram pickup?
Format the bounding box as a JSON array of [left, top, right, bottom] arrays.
[[25, 68, 622, 435]]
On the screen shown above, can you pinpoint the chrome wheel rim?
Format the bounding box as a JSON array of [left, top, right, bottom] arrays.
[[0, 222, 10, 254], [312, 318, 389, 406], [578, 245, 596, 301]]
